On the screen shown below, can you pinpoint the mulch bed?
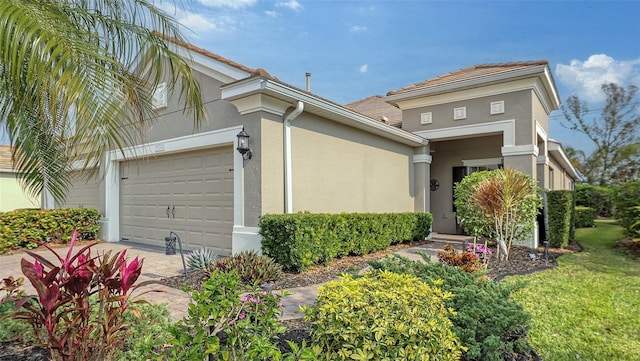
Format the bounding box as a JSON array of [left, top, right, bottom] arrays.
[[0, 240, 579, 360]]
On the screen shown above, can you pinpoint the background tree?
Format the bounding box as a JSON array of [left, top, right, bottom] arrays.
[[0, 0, 204, 203], [561, 83, 640, 186]]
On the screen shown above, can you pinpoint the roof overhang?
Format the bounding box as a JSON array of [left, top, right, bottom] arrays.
[[548, 140, 580, 180], [386, 64, 561, 114], [221, 76, 428, 147]]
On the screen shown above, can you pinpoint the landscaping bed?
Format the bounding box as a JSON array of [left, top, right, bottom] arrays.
[[0, 240, 578, 361]]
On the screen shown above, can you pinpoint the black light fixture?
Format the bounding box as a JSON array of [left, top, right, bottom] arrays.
[[236, 128, 253, 160]]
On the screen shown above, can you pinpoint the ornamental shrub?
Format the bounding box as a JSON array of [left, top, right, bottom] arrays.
[[437, 244, 485, 273], [2, 231, 145, 361], [0, 208, 101, 253], [575, 183, 613, 217], [547, 190, 575, 247], [575, 206, 596, 228], [166, 270, 320, 360], [260, 212, 432, 272], [369, 254, 532, 361], [454, 170, 495, 238], [303, 271, 464, 361], [211, 250, 283, 285], [611, 181, 640, 236]]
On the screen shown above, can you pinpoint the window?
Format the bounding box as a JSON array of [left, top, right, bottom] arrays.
[[462, 158, 503, 175], [490, 100, 504, 115], [152, 82, 167, 109], [420, 112, 432, 124], [453, 107, 466, 120]]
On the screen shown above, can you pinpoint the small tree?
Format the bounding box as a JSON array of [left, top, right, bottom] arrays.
[[471, 168, 542, 260]]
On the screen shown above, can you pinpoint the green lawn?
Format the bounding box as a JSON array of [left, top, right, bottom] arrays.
[[507, 220, 640, 360]]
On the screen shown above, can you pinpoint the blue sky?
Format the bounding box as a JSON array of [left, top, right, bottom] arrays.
[[162, 0, 640, 153]]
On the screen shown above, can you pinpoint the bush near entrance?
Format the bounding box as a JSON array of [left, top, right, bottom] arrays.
[[260, 212, 432, 272]]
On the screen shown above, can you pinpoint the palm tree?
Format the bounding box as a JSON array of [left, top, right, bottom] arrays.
[[0, 0, 204, 204]]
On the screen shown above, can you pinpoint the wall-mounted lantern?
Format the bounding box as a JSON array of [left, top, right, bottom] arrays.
[[236, 128, 253, 160], [430, 179, 440, 191]]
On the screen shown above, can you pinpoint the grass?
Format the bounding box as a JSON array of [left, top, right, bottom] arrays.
[[507, 220, 640, 360]]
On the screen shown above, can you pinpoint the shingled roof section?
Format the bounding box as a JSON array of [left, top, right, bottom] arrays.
[[387, 60, 549, 96], [151, 31, 275, 79], [0, 145, 14, 171], [345, 96, 403, 128]]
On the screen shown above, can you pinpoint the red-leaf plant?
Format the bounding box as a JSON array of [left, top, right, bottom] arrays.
[[3, 230, 152, 361]]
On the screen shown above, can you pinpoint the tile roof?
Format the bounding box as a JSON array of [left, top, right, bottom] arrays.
[[387, 60, 549, 96], [345, 96, 403, 128], [0, 145, 14, 170], [152, 31, 275, 79]]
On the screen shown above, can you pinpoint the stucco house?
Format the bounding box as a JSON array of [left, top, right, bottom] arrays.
[[0, 145, 41, 212], [58, 38, 577, 254]]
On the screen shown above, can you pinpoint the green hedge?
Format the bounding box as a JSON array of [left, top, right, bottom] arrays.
[[547, 190, 575, 248], [611, 181, 640, 236], [0, 208, 101, 254], [575, 206, 596, 228], [575, 184, 613, 217], [259, 212, 432, 272]]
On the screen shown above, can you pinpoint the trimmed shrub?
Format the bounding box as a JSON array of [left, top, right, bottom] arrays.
[[369, 254, 532, 361], [611, 181, 640, 236], [260, 212, 432, 272], [0, 208, 101, 253], [303, 271, 463, 361], [547, 190, 575, 247], [575, 183, 613, 217], [454, 170, 494, 238], [575, 206, 596, 228]]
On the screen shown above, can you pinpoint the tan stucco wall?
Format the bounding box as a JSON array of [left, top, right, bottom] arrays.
[[260, 112, 416, 215], [402, 90, 535, 145], [57, 171, 103, 213], [132, 69, 242, 146], [547, 155, 575, 191], [0, 172, 40, 211], [429, 135, 503, 234]]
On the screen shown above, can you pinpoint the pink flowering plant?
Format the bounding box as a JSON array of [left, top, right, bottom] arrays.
[[1, 230, 151, 361], [466, 243, 493, 264], [167, 270, 318, 360]]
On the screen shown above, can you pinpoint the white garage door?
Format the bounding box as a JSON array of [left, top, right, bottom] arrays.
[[58, 171, 101, 210], [120, 146, 234, 254]]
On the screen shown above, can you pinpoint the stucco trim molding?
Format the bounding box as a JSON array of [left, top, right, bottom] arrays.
[[413, 154, 432, 164], [415, 119, 516, 147], [228, 93, 292, 116], [103, 126, 248, 253], [537, 155, 549, 165], [501, 144, 539, 157]]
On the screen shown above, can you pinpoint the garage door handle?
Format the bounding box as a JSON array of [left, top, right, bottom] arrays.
[[171, 206, 175, 218], [166, 206, 170, 218]]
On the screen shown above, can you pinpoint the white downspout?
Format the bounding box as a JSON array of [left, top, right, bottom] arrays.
[[284, 101, 304, 213]]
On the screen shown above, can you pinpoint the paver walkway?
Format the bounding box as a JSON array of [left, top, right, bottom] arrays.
[[0, 234, 469, 322]]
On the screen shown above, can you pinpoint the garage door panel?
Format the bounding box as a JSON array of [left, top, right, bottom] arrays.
[[120, 146, 234, 254]]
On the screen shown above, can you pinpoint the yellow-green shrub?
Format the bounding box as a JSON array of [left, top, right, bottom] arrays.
[[0, 208, 100, 253], [303, 271, 464, 361]]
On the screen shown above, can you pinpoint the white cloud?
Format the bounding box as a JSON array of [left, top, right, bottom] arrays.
[[198, 0, 256, 9], [556, 54, 640, 103], [276, 0, 303, 11], [157, 3, 219, 33], [359, 64, 368, 74], [349, 25, 367, 33], [265, 10, 280, 18]]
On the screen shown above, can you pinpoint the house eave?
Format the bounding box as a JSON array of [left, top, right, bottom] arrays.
[[221, 77, 428, 147], [548, 141, 579, 180], [386, 64, 560, 113]]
